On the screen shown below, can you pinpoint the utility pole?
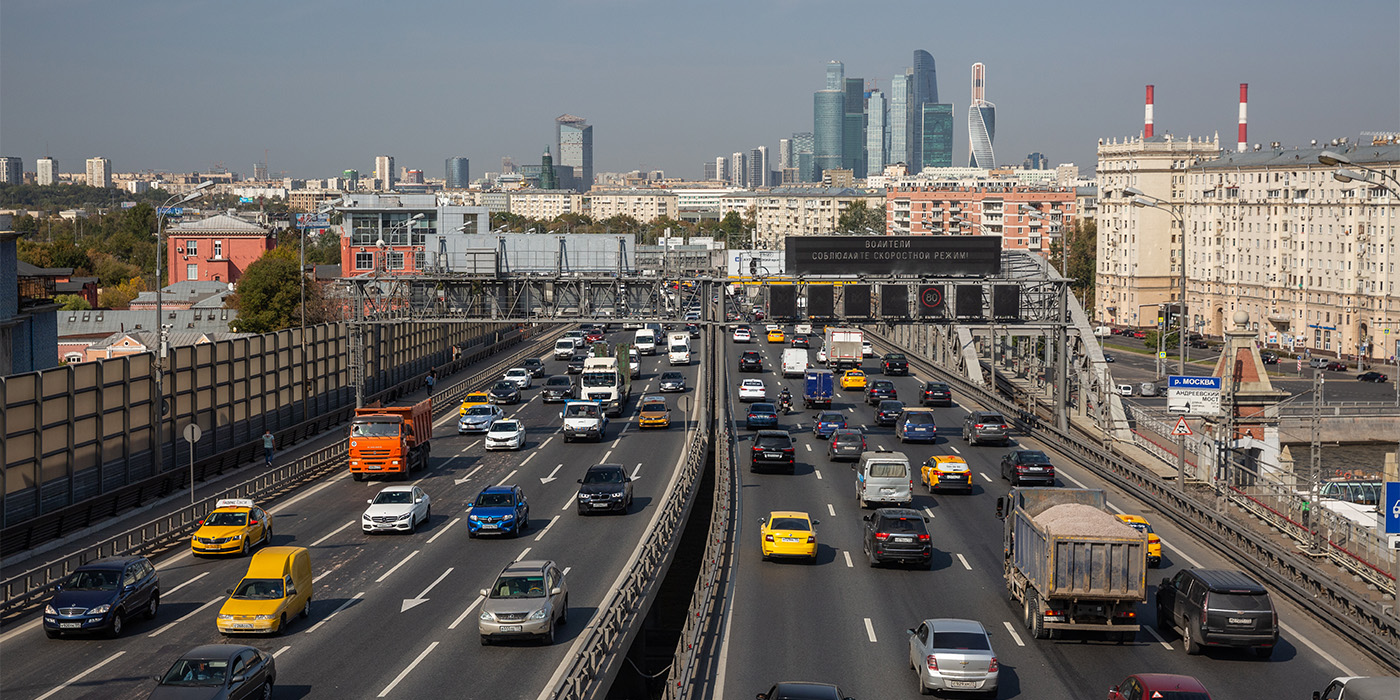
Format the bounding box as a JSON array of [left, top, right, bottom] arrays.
[[1308, 370, 1325, 554]]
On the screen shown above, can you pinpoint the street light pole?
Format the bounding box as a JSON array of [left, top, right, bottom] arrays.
[[1128, 190, 1187, 376], [153, 181, 213, 477]]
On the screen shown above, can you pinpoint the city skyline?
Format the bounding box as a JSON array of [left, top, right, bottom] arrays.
[[1, 1, 1394, 181]]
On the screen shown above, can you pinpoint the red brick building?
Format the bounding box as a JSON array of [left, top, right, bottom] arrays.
[[886, 184, 1076, 255], [165, 214, 274, 285]]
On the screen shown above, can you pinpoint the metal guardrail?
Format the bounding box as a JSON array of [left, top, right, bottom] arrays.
[[0, 325, 562, 622], [867, 329, 1400, 670], [1273, 402, 1400, 417], [542, 329, 715, 700]]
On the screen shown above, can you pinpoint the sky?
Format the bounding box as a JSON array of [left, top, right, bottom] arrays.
[[2, 0, 1397, 182]]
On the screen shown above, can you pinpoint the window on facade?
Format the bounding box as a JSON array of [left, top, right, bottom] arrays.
[[186, 263, 198, 281], [214, 240, 223, 259], [186, 240, 198, 257], [355, 252, 373, 270], [414, 251, 425, 270], [388, 252, 405, 270]]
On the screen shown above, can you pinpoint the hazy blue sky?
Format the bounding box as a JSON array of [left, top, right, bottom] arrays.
[[3, 0, 1396, 181]]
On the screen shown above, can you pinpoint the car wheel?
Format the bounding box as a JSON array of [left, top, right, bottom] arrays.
[[1029, 598, 1047, 640], [1182, 619, 1202, 655], [261, 680, 274, 700], [480, 635, 492, 646], [407, 517, 416, 535], [867, 548, 878, 567], [301, 594, 312, 618], [107, 610, 124, 638], [240, 538, 249, 556], [274, 613, 286, 636], [541, 621, 555, 645], [919, 673, 933, 696], [352, 472, 365, 482], [145, 593, 160, 620]]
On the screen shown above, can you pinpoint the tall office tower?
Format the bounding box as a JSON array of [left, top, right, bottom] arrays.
[[556, 114, 593, 191], [0, 157, 23, 184], [843, 77, 866, 179], [37, 157, 58, 186], [715, 156, 728, 183], [865, 89, 887, 175], [791, 132, 814, 183], [343, 170, 360, 190], [445, 157, 471, 188], [253, 161, 268, 181], [748, 146, 769, 188], [730, 151, 746, 188], [967, 63, 997, 168], [889, 71, 913, 168], [921, 104, 955, 168], [826, 60, 844, 90], [910, 49, 940, 173], [85, 157, 111, 188], [540, 148, 557, 190], [813, 88, 844, 180], [1023, 152, 1048, 170], [703, 160, 718, 181], [778, 139, 793, 170], [501, 156, 517, 174], [375, 155, 395, 190]]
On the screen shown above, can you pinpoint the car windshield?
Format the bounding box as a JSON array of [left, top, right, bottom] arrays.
[[564, 404, 599, 418], [1123, 520, 1154, 534], [818, 413, 844, 424], [642, 402, 667, 413], [351, 421, 399, 437], [492, 382, 515, 392], [879, 401, 903, 411], [661, 372, 683, 381], [932, 631, 990, 650], [926, 384, 948, 392], [979, 414, 1005, 424], [490, 421, 520, 433], [160, 659, 229, 686], [233, 578, 285, 599], [467, 406, 496, 417], [834, 431, 861, 443], [205, 512, 248, 527], [507, 369, 526, 377], [873, 382, 893, 390], [742, 352, 759, 360], [868, 462, 907, 478], [584, 469, 625, 484], [581, 373, 614, 388], [491, 574, 546, 599], [905, 413, 935, 425], [546, 377, 571, 387], [750, 403, 776, 414], [879, 516, 925, 534], [374, 490, 413, 504], [475, 492, 516, 507], [770, 517, 810, 531], [1213, 593, 1270, 611], [885, 354, 906, 361], [67, 570, 120, 591], [755, 435, 790, 449], [1018, 451, 1050, 464]]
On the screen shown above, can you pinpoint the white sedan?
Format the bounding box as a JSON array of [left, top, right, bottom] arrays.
[[732, 328, 752, 343], [363, 485, 431, 534], [485, 419, 526, 450], [738, 379, 767, 403], [503, 367, 533, 389], [817, 348, 827, 365]]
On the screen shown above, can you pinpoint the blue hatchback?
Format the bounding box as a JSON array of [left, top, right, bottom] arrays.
[[468, 485, 530, 538], [813, 411, 848, 439], [746, 402, 779, 429], [44, 556, 160, 638]]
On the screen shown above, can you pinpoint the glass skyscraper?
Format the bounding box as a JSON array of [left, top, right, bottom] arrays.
[[792, 132, 814, 183], [843, 77, 866, 179], [910, 49, 939, 173], [889, 72, 912, 169], [813, 89, 844, 180], [967, 63, 996, 168], [556, 114, 593, 192], [445, 157, 470, 189], [865, 89, 886, 175], [922, 104, 955, 168]]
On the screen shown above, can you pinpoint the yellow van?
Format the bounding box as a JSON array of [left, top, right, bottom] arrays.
[[217, 546, 312, 635]]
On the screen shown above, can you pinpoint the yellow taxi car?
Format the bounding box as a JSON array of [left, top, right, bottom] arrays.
[[921, 455, 972, 494], [637, 395, 671, 428], [839, 369, 867, 391], [459, 391, 489, 416], [1115, 514, 1162, 568], [759, 510, 818, 562], [767, 328, 785, 343], [191, 499, 272, 556]]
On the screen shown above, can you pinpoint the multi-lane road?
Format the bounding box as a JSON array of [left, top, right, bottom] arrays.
[[708, 325, 1388, 699], [0, 329, 704, 700]]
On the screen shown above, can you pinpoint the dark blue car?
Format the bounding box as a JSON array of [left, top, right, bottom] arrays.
[[468, 485, 530, 538], [746, 402, 779, 429], [44, 556, 160, 638], [813, 411, 847, 439], [896, 409, 939, 443]]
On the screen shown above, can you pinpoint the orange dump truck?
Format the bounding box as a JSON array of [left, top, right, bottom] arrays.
[[348, 398, 433, 480]]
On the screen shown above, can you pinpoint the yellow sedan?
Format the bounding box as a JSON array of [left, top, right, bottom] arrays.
[[767, 328, 785, 343], [759, 511, 818, 562], [839, 370, 867, 391], [1116, 514, 1162, 567], [192, 499, 272, 556], [921, 456, 972, 493]]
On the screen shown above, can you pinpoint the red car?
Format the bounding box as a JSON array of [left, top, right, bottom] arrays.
[[1108, 673, 1211, 700], [584, 330, 604, 344], [1131, 330, 1147, 339]]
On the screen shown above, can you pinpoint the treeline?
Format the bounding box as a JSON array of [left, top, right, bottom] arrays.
[[489, 211, 754, 248]]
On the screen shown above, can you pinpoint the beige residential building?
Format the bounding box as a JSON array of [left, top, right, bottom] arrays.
[[1095, 135, 1221, 328], [734, 187, 883, 249], [86, 157, 112, 188], [586, 189, 678, 223], [508, 190, 584, 220]]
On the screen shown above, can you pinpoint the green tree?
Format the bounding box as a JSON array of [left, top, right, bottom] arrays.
[[1142, 329, 1180, 352], [305, 231, 342, 266], [718, 211, 750, 249], [226, 246, 337, 332], [837, 199, 886, 233], [1067, 219, 1097, 311], [53, 294, 92, 310], [98, 276, 146, 309]]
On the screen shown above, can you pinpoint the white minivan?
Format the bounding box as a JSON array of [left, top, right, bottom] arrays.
[[634, 328, 658, 355], [554, 338, 579, 360], [781, 348, 809, 378], [855, 450, 913, 508]]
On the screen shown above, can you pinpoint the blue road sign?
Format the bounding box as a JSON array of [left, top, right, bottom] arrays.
[[1385, 482, 1400, 535], [157, 206, 184, 217], [1167, 376, 1222, 390]]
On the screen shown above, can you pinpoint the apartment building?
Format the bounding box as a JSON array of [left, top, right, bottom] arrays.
[[508, 190, 584, 220], [731, 187, 883, 250], [886, 183, 1077, 254], [586, 189, 678, 223]]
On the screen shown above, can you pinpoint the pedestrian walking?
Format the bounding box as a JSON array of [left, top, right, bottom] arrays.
[[425, 371, 437, 397], [262, 430, 274, 466]]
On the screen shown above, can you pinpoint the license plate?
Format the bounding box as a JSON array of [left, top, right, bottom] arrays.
[[500, 625, 523, 632], [593, 503, 610, 508], [880, 487, 895, 494], [59, 622, 82, 629], [896, 536, 913, 543], [227, 623, 253, 629], [482, 523, 497, 529], [782, 537, 799, 542], [765, 453, 780, 458], [1228, 617, 1252, 625], [947, 681, 976, 689]]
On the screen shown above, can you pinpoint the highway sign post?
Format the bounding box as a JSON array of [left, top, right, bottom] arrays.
[[1166, 375, 1221, 416], [183, 423, 203, 504], [1172, 417, 1192, 436], [1385, 482, 1400, 535]]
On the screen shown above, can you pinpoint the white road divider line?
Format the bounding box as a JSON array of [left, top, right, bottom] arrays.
[[1107, 502, 1125, 514], [539, 436, 553, 449], [426, 517, 460, 544], [1001, 621, 1026, 647], [949, 446, 960, 454], [148, 597, 222, 638], [448, 595, 485, 630], [310, 520, 356, 547], [269, 474, 346, 514], [864, 617, 877, 643], [562, 567, 571, 576], [34, 651, 125, 700], [454, 464, 485, 485], [1162, 538, 1203, 568], [561, 495, 576, 511], [601, 450, 612, 462], [312, 570, 335, 584], [815, 469, 823, 480], [376, 550, 419, 583], [843, 551, 853, 568], [497, 469, 517, 485], [534, 515, 561, 542], [163, 571, 209, 597], [307, 591, 364, 633], [377, 641, 439, 697], [1281, 621, 1356, 676], [515, 547, 531, 562], [273, 645, 292, 658], [923, 507, 935, 519], [1142, 624, 1172, 650], [957, 553, 972, 571], [402, 567, 454, 612], [520, 453, 538, 466], [804, 444, 812, 452], [979, 472, 993, 483], [1060, 472, 1089, 489]]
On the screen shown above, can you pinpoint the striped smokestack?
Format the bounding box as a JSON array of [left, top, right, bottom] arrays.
[[1144, 85, 1154, 138], [1237, 83, 1248, 152]]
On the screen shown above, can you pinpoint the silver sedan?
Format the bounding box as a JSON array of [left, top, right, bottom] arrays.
[[907, 618, 998, 696]]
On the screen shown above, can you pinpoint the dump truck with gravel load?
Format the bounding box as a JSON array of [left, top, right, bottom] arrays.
[[996, 487, 1148, 641]]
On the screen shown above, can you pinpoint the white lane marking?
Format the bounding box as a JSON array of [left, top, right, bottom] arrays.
[[815, 470, 823, 480], [534, 515, 561, 542], [1161, 538, 1203, 568], [539, 436, 554, 449], [631, 463, 642, 481], [1143, 623, 1173, 650], [268, 473, 347, 514], [377, 641, 439, 697], [273, 645, 292, 658], [447, 595, 485, 630], [562, 567, 571, 576], [864, 617, 877, 643], [520, 453, 538, 466], [843, 551, 853, 568], [804, 444, 812, 452], [163, 571, 209, 597], [306, 591, 364, 633], [426, 517, 460, 544], [1001, 621, 1026, 647], [515, 547, 531, 562], [402, 567, 454, 612], [34, 650, 126, 700], [312, 570, 335, 584], [1281, 620, 1355, 675], [375, 550, 419, 583], [497, 469, 517, 485], [956, 553, 972, 571], [922, 507, 935, 519], [601, 450, 612, 462], [1060, 472, 1089, 489], [1107, 502, 1125, 514], [561, 495, 577, 511], [539, 463, 563, 484], [148, 597, 222, 638], [847, 407, 854, 413], [311, 520, 356, 547], [454, 464, 484, 485], [949, 446, 960, 454], [979, 472, 993, 483]]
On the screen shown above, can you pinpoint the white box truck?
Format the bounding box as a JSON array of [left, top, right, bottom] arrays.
[[667, 332, 691, 365], [824, 327, 864, 370], [781, 348, 809, 377]]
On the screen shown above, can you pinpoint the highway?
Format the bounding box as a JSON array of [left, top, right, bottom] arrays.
[[0, 327, 705, 700], [707, 322, 1388, 700]]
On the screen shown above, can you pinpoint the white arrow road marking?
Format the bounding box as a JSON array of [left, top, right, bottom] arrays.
[[497, 470, 517, 485], [534, 515, 561, 542], [448, 595, 485, 630], [34, 651, 125, 700], [402, 567, 454, 612], [454, 464, 485, 485], [540, 464, 563, 484], [630, 463, 642, 481]]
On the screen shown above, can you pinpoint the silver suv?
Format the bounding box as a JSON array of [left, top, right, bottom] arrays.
[[963, 411, 1010, 446], [479, 560, 568, 645]]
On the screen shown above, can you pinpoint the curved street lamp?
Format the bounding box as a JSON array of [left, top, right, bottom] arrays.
[[154, 180, 213, 478]]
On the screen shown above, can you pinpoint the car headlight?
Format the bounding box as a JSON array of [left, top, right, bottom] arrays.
[[231, 534, 243, 540], [254, 614, 278, 620], [363, 513, 373, 521], [217, 614, 234, 621], [501, 514, 514, 521], [479, 611, 494, 621], [529, 608, 548, 620], [468, 515, 480, 521], [397, 512, 412, 521], [89, 604, 111, 615], [45, 604, 56, 615]]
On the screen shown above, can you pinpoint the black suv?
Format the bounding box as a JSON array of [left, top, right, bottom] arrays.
[[576, 463, 634, 515], [750, 430, 795, 473], [43, 556, 160, 638], [880, 353, 909, 376], [739, 351, 763, 372], [566, 352, 587, 374], [919, 382, 953, 407], [864, 380, 897, 405], [1156, 568, 1278, 658], [1259, 351, 1278, 364], [861, 508, 931, 568], [873, 399, 904, 426], [541, 375, 577, 402]]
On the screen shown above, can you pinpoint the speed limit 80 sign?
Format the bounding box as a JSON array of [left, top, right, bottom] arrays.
[[918, 285, 945, 316]]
